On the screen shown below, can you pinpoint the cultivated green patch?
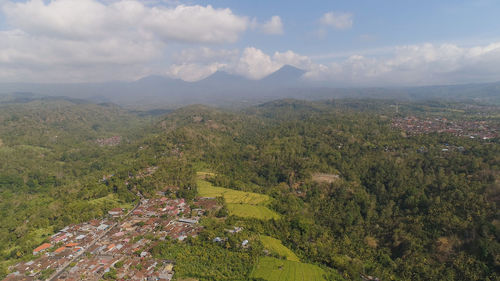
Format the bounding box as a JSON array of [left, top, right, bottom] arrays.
[[260, 235, 300, 262], [251, 257, 327, 281], [197, 179, 279, 220], [226, 204, 280, 220], [197, 179, 271, 205]]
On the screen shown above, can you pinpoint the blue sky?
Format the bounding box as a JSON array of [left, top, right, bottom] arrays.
[[197, 0, 500, 58], [1, 0, 500, 85]]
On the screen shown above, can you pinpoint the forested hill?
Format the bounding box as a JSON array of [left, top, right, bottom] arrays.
[[156, 99, 499, 280], [1, 98, 499, 280]]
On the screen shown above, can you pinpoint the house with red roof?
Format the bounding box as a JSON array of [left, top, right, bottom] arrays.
[[33, 243, 52, 255]]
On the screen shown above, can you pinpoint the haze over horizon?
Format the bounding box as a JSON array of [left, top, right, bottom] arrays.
[[1, 0, 500, 87]]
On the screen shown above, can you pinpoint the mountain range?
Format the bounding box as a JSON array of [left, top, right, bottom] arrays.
[[1, 65, 499, 109]]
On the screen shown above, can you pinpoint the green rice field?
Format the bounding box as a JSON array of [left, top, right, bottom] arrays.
[[260, 235, 300, 262], [197, 179, 271, 204], [226, 204, 280, 220], [251, 257, 326, 281], [197, 179, 279, 220]]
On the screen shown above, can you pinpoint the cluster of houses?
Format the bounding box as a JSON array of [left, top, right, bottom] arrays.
[[392, 116, 498, 140], [5, 196, 214, 281], [6, 219, 115, 281]]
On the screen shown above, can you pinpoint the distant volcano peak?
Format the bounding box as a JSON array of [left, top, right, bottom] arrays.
[[261, 65, 306, 84]]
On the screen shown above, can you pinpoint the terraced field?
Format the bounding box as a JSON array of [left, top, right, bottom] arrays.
[[197, 179, 279, 220], [260, 235, 300, 262], [251, 257, 326, 281]]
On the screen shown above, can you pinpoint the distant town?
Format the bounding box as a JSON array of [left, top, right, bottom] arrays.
[[392, 116, 498, 139], [5, 192, 218, 281]]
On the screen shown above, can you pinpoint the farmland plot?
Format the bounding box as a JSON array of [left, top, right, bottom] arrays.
[[251, 257, 326, 281]]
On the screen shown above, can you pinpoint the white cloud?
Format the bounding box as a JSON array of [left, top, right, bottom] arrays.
[[0, 29, 162, 66], [0, 0, 249, 82], [307, 42, 500, 86], [249, 15, 284, 35], [166, 47, 240, 81], [233, 47, 281, 79], [1, 2, 500, 86], [167, 48, 312, 81], [144, 5, 248, 43], [232, 48, 316, 80], [272, 50, 312, 70], [167, 62, 227, 82], [3, 0, 248, 43], [173, 47, 239, 64], [320, 12, 353, 30], [167, 43, 500, 86], [260, 16, 284, 35]]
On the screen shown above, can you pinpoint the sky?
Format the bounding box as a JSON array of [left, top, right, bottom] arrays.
[[1, 0, 500, 86]]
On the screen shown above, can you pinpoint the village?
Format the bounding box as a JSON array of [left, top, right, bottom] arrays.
[[4, 194, 217, 281], [392, 116, 498, 140]]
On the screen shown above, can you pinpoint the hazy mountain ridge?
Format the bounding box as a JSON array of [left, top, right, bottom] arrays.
[[1, 65, 499, 109]]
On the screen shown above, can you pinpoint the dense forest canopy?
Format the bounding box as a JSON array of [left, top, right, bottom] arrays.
[[0, 98, 498, 280]]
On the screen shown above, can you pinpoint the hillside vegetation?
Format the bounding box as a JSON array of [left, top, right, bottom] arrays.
[[1, 98, 499, 281]]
